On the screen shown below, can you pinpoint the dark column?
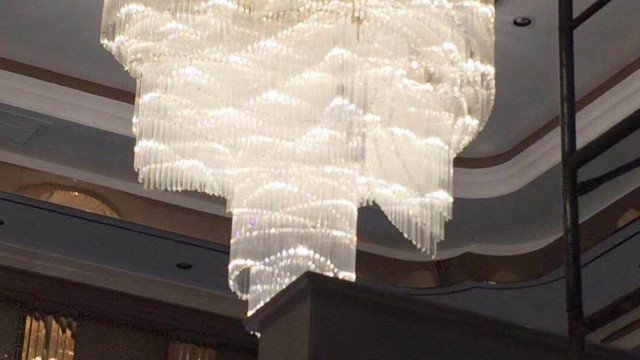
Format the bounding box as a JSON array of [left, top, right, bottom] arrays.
[[246, 273, 629, 360], [558, 0, 585, 358]]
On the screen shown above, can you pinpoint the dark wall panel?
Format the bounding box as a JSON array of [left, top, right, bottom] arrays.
[[75, 320, 166, 360], [0, 301, 21, 359]]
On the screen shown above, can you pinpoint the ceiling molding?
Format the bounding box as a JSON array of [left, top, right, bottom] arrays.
[[0, 263, 257, 354], [0, 241, 246, 319], [0, 148, 229, 217], [2, 156, 638, 264], [0, 69, 133, 137], [454, 67, 640, 198], [1, 66, 639, 200], [0, 56, 134, 104], [586, 287, 640, 336], [2, 55, 639, 168], [455, 56, 640, 169], [368, 163, 640, 260], [365, 221, 640, 339], [358, 189, 640, 283]]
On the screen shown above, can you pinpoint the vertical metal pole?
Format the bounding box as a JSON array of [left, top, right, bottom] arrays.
[[558, 0, 585, 358]]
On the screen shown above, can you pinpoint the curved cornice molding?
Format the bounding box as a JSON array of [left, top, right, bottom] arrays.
[[454, 57, 640, 169], [0, 69, 134, 137], [362, 172, 640, 261], [0, 57, 639, 261], [0, 148, 228, 216], [454, 68, 640, 198], [0, 64, 639, 200], [0, 241, 246, 319]]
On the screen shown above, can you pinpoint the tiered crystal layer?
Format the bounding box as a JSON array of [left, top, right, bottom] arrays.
[[101, 0, 495, 315]]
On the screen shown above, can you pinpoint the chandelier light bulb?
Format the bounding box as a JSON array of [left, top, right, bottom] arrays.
[[101, 0, 495, 315]]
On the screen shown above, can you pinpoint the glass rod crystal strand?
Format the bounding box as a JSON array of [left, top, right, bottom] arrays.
[[101, 0, 495, 315]]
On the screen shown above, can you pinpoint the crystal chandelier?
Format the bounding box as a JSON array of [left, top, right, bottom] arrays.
[[101, 0, 495, 315]]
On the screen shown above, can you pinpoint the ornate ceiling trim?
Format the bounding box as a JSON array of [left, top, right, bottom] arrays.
[[0, 148, 228, 216], [0, 57, 134, 104], [1, 61, 639, 199], [358, 189, 640, 287], [455, 56, 640, 168], [1, 160, 638, 273], [1, 55, 638, 168]]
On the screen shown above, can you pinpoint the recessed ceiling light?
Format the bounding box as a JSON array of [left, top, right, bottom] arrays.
[[176, 262, 193, 270], [513, 17, 532, 27]]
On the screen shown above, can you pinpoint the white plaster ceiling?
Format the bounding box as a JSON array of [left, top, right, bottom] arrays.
[[0, 68, 640, 261], [0, 0, 638, 260], [1, 0, 640, 157], [467, 0, 640, 156]]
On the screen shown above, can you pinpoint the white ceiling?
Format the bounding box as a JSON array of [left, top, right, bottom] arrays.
[[1, 0, 639, 157], [1, 52, 639, 260], [468, 0, 640, 156], [0, 0, 639, 260]]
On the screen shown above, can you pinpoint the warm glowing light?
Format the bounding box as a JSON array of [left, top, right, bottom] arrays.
[[101, 0, 495, 315]]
